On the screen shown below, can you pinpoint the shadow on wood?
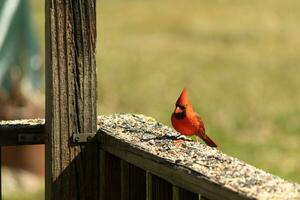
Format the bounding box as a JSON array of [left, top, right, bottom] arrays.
[[50, 143, 100, 199]]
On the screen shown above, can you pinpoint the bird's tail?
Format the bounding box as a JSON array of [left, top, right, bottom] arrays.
[[201, 134, 218, 148]]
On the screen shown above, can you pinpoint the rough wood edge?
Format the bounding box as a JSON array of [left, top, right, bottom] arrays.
[[99, 129, 249, 200], [1, 115, 300, 200], [97, 114, 300, 200], [0, 119, 45, 145], [45, 0, 98, 199]]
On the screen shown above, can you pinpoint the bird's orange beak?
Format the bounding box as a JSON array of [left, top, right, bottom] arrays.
[[174, 106, 183, 114]]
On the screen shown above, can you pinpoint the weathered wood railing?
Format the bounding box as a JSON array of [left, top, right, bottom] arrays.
[[1, 115, 300, 200], [1, 0, 300, 199]]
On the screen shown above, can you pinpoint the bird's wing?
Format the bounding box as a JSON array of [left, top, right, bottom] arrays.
[[194, 113, 206, 134]]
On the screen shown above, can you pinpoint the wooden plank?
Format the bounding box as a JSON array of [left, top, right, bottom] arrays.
[[99, 149, 105, 200], [146, 171, 153, 200], [0, 119, 44, 146], [121, 160, 129, 200], [2, 114, 300, 199], [152, 174, 172, 200], [199, 195, 210, 200], [173, 186, 201, 200], [45, 0, 98, 199], [172, 185, 179, 200], [99, 150, 121, 200], [97, 114, 299, 200], [178, 188, 201, 200], [99, 129, 252, 200], [120, 160, 146, 200], [173, 186, 203, 200]]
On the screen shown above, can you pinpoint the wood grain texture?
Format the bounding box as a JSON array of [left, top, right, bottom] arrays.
[[121, 160, 146, 200], [172, 185, 179, 200], [173, 185, 201, 200], [45, 0, 98, 199], [97, 114, 300, 200], [98, 128, 253, 200], [146, 171, 153, 200], [2, 113, 300, 199], [178, 187, 201, 200], [152, 174, 172, 200], [100, 150, 121, 200]]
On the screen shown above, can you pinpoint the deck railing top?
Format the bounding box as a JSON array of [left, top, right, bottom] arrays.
[[0, 119, 45, 145], [97, 114, 300, 200], [1, 115, 300, 199]]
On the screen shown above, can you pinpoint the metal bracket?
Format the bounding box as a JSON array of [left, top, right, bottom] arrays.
[[18, 134, 45, 144], [72, 133, 96, 144]]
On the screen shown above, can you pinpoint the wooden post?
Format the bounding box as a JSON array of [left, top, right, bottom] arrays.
[[45, 0, 98, 199]]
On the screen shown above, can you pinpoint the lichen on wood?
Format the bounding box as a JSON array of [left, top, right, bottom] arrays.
[[98, 113, 300, 200], [0, 119, 45, 145], [0, 119, 45, 127], [1, 114, 300, 199]]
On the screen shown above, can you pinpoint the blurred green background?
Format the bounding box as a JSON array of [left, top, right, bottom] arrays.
[[30, 0, 300, 184]]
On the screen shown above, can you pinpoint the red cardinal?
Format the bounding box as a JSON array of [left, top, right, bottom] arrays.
[[171, 88, 218, 148]]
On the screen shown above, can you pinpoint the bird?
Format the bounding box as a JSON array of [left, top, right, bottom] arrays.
[[171, 88, 218, 148]]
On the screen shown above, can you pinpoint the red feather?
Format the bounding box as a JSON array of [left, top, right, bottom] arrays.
[[171, 88, 218, 148]]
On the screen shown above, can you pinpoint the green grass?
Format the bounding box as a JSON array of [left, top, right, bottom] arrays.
[[30, 0, 300, 186]]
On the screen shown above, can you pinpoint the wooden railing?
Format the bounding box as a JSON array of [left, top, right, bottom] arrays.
[[1, 115, 300, 200], [1, 0, 300, 199]]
